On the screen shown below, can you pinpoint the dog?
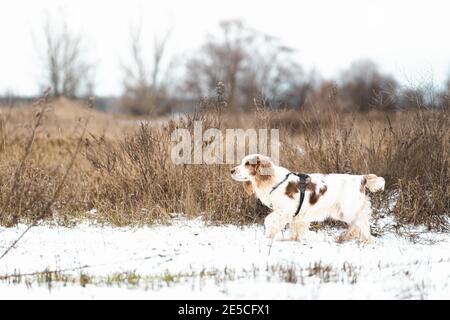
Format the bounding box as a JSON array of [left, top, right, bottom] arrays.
[[230, 154, 385, 244]]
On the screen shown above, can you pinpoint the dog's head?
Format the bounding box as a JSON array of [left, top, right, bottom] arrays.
[[230, 154, 275, 194]]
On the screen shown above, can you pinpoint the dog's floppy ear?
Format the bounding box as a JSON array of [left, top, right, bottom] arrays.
[[256, 155, 274, 177], [242, 181, 254, 195]]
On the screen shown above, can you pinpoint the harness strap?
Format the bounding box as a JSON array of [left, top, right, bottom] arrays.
[[269, 173, 293, 194], [270, 172, 309, 217]]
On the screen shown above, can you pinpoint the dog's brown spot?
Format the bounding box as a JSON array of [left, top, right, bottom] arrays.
[[253, 155, 275, 188], [245, 161, 257, 176], [360, 176, 367, 193], [308, 182, 328, 205], [285, 181, 299, 199]]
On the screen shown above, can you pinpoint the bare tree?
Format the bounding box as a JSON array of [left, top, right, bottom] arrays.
[[184, 20, 311, 110], [120, 22, 172, 115], [40, 17, 94, 98], [184, 20, 246, 108], [339, 60, 398, 111]]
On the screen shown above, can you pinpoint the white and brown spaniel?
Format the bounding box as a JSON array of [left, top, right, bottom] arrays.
[[231, 154, 385, 244]]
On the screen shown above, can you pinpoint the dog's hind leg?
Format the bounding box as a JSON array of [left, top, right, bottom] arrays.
[[354, 199, 374, 244], [336, 198, 373, 244]]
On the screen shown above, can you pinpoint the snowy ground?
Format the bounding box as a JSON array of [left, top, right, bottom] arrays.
[[0, 217, 449, 299]]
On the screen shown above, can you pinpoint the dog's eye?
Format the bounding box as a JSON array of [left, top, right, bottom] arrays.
[[245, 161, 249, 166]]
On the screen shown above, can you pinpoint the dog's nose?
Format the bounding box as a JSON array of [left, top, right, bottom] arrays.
[[230, 168, 236, 174]]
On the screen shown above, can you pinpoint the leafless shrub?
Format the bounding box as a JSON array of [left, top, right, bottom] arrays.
[[84, 85, 259, 224], [0, 93, 92, 260]]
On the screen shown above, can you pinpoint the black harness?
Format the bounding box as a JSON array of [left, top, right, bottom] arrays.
[[269, 172, 309, 217]]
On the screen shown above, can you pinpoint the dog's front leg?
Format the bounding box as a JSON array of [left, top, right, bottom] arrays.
[[291, 216, 310, 241], [264, 210, 287, 239]]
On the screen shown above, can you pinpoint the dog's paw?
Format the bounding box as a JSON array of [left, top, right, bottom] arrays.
[[335, 235, 345, 243], [265, 226, 278, 239], [335, 233, 351, 243], [358, 235, 374, 245], [289, 230, 302, 242]]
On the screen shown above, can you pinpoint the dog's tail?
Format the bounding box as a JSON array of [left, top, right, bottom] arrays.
[[363, 174, 385, 192]]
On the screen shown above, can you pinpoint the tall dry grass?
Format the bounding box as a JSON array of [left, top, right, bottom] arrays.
[[0, 90, 448, 231]]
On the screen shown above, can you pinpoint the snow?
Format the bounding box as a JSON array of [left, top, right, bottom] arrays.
[[0, 217, 449, 299]]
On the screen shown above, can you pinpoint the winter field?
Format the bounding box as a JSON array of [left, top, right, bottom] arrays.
[[1, 216, 449, 300], [0, 100, 449, 300], [1, 0, 450, 302]]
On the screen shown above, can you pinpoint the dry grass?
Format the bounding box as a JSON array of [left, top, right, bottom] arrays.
[[0, 92, 448, 231]]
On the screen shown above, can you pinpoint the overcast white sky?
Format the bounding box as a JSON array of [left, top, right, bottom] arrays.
[[0, 0, 449, 96]]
